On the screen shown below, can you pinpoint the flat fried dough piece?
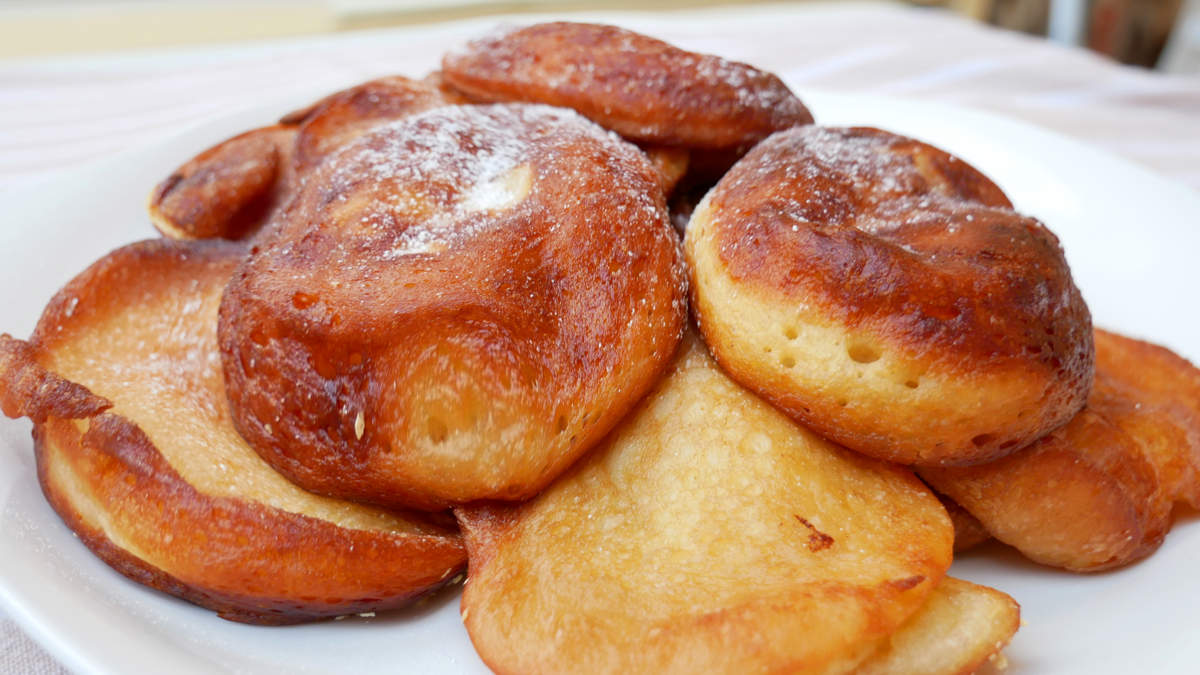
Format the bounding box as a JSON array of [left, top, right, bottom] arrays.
[[854, 577, 1019, 675], [686, 126, 1093, 466], [149, 124, 296, 241], [442, 22, 813, 150], [149, 75, 455, 241], [457, 334, 952, 675], [0, 239, 465, 624], [922, 329, 1200, 571], [935, 492, 993, 552]]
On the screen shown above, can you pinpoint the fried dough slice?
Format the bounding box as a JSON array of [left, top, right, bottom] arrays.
[[148, 124, 296, 241], [0, 239, 465, 624], [854, 577, 1019, 675], [922, 329, 1200, 571], [442, 22, 813, 150], [686, 126, 1093, 466], [457, 334, 952, 674], [149, 75, 455, 241]]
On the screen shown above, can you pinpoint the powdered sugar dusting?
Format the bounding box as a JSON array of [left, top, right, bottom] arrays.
[[310, 103, 627, 259]]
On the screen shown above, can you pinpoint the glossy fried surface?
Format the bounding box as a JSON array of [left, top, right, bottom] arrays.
[[686, 125, 1093, 466], [149, 75, 457, 241], [290, 75, 459, 174], [922, 329, 1200, 571], [441, 22, 813, 150], [854, 577, 1018, 675], [149, 125, 297, 240], [457, 334, 952, 674], [0, 239, 465, 623], [220, 104, 687, 511]]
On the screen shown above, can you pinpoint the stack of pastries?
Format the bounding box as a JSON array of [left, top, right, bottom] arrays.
[[2, 21, 1198, 673]]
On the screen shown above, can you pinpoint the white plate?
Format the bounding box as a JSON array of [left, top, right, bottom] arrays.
[[2, 88, 1199, 675]]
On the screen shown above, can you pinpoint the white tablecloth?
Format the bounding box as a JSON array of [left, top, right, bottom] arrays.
[[1, 3, 1198, 673]]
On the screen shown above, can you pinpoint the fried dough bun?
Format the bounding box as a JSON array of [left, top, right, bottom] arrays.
[[149, 75, 456, 241], [922, 329, 1200, 571], [441, 22, 813, 152], [0, 239, 466, 624], [457, 333, 953, 674], [686, 126, 1093, 466], [219, 104, 687, 512]]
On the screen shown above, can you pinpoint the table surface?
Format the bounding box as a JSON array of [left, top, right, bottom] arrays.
[[1, 3, 1198, 673]]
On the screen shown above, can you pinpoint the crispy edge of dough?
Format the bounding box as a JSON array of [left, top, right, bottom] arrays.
[[0, 334, 110, 423], [852, 577, 1020, 675], [36, 413, 465, 624]]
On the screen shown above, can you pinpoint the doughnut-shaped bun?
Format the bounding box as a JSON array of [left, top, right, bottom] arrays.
[[686, 126, 1093, 466], [457, 333, 953, 674], [937, 493, 991, 552], [0, 239, 465, 624], [441, 22, 813, 150], [219, 103, 687, 511], [149, 76, 458, 241], [922, 329, 1200, 571]]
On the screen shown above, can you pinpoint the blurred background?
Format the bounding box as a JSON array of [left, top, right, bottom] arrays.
[[0, 0, 1196, 73]]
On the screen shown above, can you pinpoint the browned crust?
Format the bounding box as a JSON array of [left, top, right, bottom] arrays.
[[459, 491, 946, 675], [2, 238, 467, 623], [291, 75, 457, 174], [441, 22, 813, 149], [219, 104, 687, 511], [148, 125, 296, 241], [0, 334, 109, 422], [453, 335, 954, 674], [704, 125, 1089, 370], [30, 239, 247, 349], [150, 75, 461, 243], [1092, 328, 1200, 506], [37, 415, 464, 625], [934, 492, 992, 553], [920, 328, 1200, 571], [690, 125, 1093, 465]]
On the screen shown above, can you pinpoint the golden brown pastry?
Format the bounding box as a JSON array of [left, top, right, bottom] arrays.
[[853, 577, 1018, 675], [441, 22, 813, 151], [457, 333, 954, 674], [219, 103, 687, 511], [289, 75, 462, 174], [149, 75, 457, 241], [639, 143, 690, 196], [0, 239, 466, 624], [922, 329, 1200, 571], [686, 125, 1093, 466], [938, 492, 993, 552], [148, 124, 297, 241]]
